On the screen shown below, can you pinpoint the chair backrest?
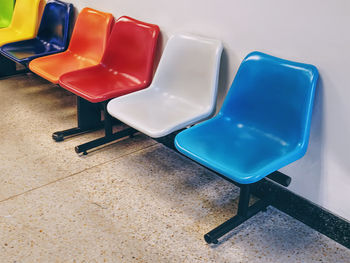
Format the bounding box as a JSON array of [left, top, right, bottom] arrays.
[[101, 16, 159, 86], [36, 0, 73, 50], [151, 34, 223, 109], [220, 51, 318, 149], [9, 0, 41, 33], [0, 0, 14, 28], [68, 7, 114, 64]]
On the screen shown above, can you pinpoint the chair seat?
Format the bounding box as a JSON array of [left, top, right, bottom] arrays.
[[0, 28, 33, 46], [0, 38, 64, 64], [107, 89, 213, 138], [175, 116, 301, 184], [58, 65, 149, 103], [29, 51, 99, 84]]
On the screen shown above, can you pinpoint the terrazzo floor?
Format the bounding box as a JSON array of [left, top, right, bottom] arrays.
[[0, 73, 349, 262]]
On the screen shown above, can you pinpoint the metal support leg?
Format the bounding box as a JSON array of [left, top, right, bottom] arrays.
[[237, 184, 250, 217], [77, 97, 102, 130], [74, 102, 138, 155], [52, 97, 103, 141], [0, 55, 28, 79], [204, 185, 272, 244], [52, 127, 87, 142]]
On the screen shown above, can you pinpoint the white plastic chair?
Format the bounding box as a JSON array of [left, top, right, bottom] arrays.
[[107, 33, 223, 138]]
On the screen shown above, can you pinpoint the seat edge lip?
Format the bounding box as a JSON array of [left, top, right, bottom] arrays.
[[174, 130, 306, 185], [0, 48, 67, 64], [107, 101, 215, 139]]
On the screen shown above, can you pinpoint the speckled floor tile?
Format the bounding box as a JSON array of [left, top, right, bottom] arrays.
[[0, 144, 348, 263], [0, 74, 156, 200]]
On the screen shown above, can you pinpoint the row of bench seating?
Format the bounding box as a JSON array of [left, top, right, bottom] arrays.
[[0, 0, 72, 63], [0, 0, 319, 245]]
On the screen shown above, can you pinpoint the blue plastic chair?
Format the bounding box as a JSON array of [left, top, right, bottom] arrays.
[[0, 0, 73, 65], [175, 51, 318, 244]]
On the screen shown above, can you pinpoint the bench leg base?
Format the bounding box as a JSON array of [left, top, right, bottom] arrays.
[[52, 126, 103, 142], [73, 101, 138, 155], [53, 97, 137, 154], [52, 97, 103, 142], [0, 55, 29, 79], [74, 127, 138, 155], [204, 185, 273, 244]]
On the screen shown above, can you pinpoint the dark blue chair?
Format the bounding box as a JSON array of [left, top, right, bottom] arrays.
[[175, 51, 319, 244], [0, 0, 73, 65]]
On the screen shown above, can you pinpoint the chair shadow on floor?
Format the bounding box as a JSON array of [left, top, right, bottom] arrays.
[[130, 142, 330, 251]]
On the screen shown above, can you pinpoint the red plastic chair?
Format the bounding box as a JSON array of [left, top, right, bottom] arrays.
[[29, 7, 114, 84], [53, 16, 160, 154]]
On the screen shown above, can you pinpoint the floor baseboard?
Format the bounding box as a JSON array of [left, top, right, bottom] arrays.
[[254, 179, 350, 249]]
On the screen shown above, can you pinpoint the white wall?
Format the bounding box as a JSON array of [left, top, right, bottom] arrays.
[[68, 0, 350, 221]]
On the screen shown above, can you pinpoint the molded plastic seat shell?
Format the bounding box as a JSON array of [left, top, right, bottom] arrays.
[[0, 0, 73, 64], [0, 0, 42, 46], [0, 0, 14, 28], [107, 34, 223, 138], [58, 16, 160, 103], [175, 51, 319, 184], [29, 7, 114, 84]]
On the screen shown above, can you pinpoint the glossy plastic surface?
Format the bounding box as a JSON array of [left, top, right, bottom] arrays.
[[0, 0, 42, 46], [175, 51, 319, 184], [29, 7, 114, 84], [0, 0, 14, 28], [107, 34, 223, 138], [58, 16, 160, 103], [0, 0, 73, 64]]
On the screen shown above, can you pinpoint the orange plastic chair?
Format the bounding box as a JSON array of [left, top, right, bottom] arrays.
[[29, 7, 114, 84], [0, 0, 43, 46]]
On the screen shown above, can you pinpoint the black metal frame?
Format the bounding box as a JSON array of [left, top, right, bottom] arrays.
[[155, 132, 294, 244], [204, 184, 270, 244], [52, 97, 138, 155], [202, 171, 291, 244], [0, 55, 29, 79]]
